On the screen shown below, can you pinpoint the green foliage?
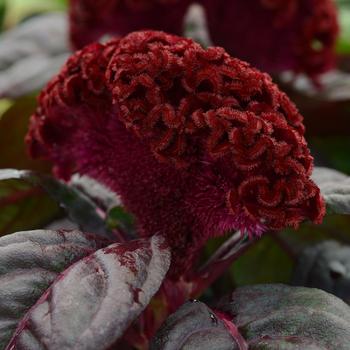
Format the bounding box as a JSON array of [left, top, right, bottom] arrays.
[[311, 137, 350, 174], [107, 205, 136, 236], [336, 0, 350, 54], [3, 0, 67, 28], [0, 96, 50, 172], [0, 169, 115, 239], [232, 235, 294, 286], [0, 178, 59, 236], [0, 99, 11, 115], [0, 0, 6, 31]]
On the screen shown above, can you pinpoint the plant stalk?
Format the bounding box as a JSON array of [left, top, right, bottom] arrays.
[[190, 232, 258, 297]]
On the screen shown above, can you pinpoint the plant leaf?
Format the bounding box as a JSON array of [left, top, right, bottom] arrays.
[[0, 13, 68, 66], [0, 13, 69, 98], [6, 234, 170, 350], [292, 240, 350, 303], [312, 166, 348, 185], [152, 284, 350, 349], [0, 229, 105, 349], [0, 169, 112, 238], [107, 205, 136, 238], [150, 300, 240, 350], [70, 174, 121, 211], [313, 166, 350, 215], [219, 284, 350, 349], [0, 53, 69, 98]]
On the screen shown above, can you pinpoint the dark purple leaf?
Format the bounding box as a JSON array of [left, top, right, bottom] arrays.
[[153, 284, 350, 349], [312, 167, 350, 215], [293, 240, 350, 303], [0, 13, 69, 98], [70, 174, 121, 212], [220, 284, 350, 349], [150, 300, 243, 350], [7, 234, 170, 350], [0, 229, 105, 349], [312, 167, 349, 186]]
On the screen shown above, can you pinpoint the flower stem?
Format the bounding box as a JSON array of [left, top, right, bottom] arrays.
[[190, 232, 257, 297]]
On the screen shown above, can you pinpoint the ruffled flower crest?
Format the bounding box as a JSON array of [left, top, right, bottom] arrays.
[[26, 31, 325, 276]]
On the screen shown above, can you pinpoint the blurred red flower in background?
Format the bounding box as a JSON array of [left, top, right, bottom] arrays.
[[202, 0, 339, 79], [26, 31, 325, 277], [69, 0, 339, 80], [69, 0, 191, 49]]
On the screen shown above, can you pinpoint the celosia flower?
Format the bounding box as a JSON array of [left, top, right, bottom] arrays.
[[203, 0, 339, 79], [69, 0, 191, 49], [26, 31, 325, 277]]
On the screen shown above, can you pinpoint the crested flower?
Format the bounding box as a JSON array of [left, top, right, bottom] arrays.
[[26, 31, 325, 277], [69, 0, 191, 49], [202, 0, 339, 79]]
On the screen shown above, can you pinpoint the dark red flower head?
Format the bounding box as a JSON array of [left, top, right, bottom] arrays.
[[69, 0, 191, 49], [26, 31, 325, 277], [203, 0, 339, 79]]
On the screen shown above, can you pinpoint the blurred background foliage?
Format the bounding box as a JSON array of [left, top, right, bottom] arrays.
[[0, 0, 350, 295], [0, 0, 67, 30], [337, 0, 350, 53]]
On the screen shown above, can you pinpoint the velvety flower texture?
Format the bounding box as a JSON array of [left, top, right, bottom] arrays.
[[69, 0, 191, 49], [26, 31, 325, 277], [203, 0, 339, 79]]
